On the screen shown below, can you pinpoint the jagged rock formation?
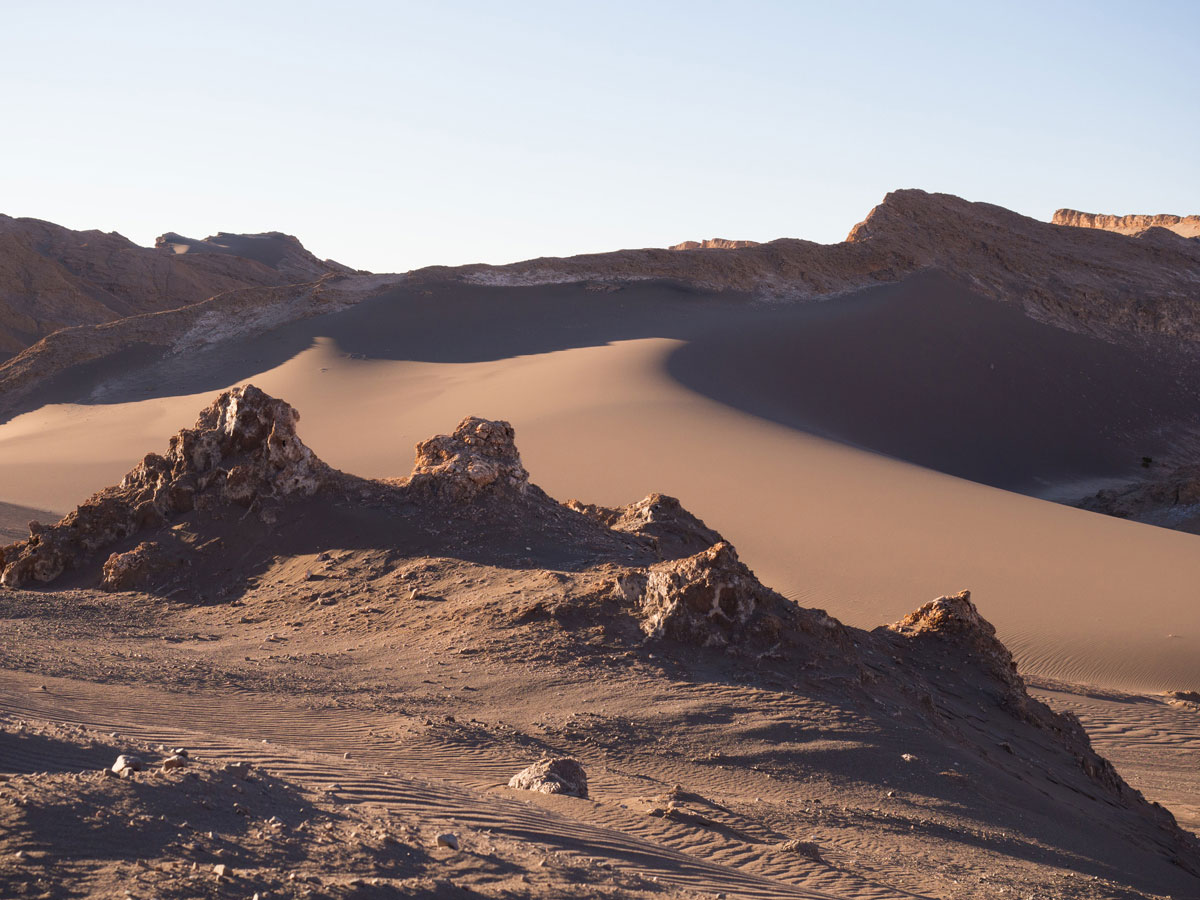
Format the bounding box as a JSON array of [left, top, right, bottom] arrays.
[[0, 386, 325, 588], [669, 238, 761, 251], [507, 758, 589, 798], [883, 590, 1144, 804], [411, 189, 1200, 345], [1078, 464, 1200, 535], [0, 213, 353, 360], [1053, 209, 1200, 239], [617, 541, 844, 652], [404, 416, 530, 502], [567, 493, 722, 559]]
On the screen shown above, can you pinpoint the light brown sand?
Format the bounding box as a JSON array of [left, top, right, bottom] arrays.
[[3, 336, 1199, 693]]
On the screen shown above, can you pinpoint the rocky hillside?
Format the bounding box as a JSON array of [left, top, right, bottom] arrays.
[[0, 214, 352, 360], [1053, 208, 1200, 239], [413, 189, 1200, 345]]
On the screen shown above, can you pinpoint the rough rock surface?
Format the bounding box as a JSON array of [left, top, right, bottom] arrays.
[[0, 213, 352, 359], [99, 541, 171, 592], [567, 493, 722, 559], [669, 238, 761, 251], [883, 591, 1145, 806], [405, 417, 530, 502], [0, 385, 324, 588], [618, 541, 844, 651], [887, 590, 1025, 700], [1078, 464, 1200, 535], [1053, 209, 1200, 239], [508, 758, 589, 798]]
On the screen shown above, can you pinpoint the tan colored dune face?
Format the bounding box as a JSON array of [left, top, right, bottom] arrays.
[[4, 334, 1200, 692]]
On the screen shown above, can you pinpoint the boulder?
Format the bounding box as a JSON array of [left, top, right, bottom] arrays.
[[111, 755, 144, 776], [508, 757, 589, 799], [100, 542, 169, 592]]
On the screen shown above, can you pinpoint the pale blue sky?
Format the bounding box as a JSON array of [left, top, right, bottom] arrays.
[[3, 1, 1196, 272]]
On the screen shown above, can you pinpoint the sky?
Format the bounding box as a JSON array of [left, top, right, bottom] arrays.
[[2, 0, 1197, 273]]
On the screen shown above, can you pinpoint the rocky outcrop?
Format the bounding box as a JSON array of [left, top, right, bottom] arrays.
[[155, 231, 353, 281], [669, 238, 761, 251], [1078, 464, 1200, 535], [0, 213, 352, 360], [507, 758, 589, 798], [100, 541, 171, 592], [887, 590, 1025, 701], [0, 385, 325, 588], [618, 541, 843, 651], [567, 493, 722, 559], [404, 417, 529, 503], [1053, 209, 1200, 239]]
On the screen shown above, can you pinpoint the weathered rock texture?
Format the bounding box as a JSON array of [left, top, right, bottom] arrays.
[[0, 385, 325, 587], [669, 238, 761, 251], [507, 758, 589, 798], [404, 417, 530, 502], [883, 590, 1146, 805], [617, 541, 845, 653], [1078, 464, 1200, 535], [566, 493, 722, 559], [887, 590, 1026, 704], [100, 541, 172, 592], [0, 213, 352, 359], [412, 189, 1200, 345], [1053, 209, 1200, 239]]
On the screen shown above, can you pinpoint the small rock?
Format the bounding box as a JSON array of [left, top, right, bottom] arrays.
[[111, 754, 145, 776], [161, 755, 187, 770], [779, 839, 823, 861], [435, 832, 460, 851], [222, 761, 253, 780], [901, 753, 918, 763], [212, 862, 228, 877], [508, 757, 588, 798]]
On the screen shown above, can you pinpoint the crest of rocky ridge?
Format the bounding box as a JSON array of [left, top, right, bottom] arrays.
[[411, 189, 1200, 345], [1053, 208, 1200, 239], [0, 213, 353, 360]]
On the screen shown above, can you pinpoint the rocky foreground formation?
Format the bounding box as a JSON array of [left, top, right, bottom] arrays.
[[1053, 208, 1200, 239], [0, 213, 352, 359], [414, 189, 1200, 345], [0, 385, 1196, 898]]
